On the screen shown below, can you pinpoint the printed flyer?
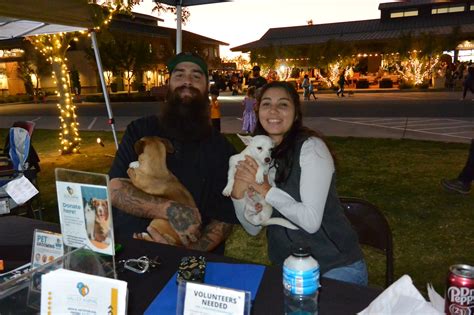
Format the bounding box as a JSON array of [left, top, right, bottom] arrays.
[[40, 268, 127, 315], [31, 229, 63, 270], [56, 181, 114, 256]]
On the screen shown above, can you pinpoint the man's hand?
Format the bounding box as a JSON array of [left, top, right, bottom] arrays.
[[187, 220, 233, 252], [144, 220, 233, 253], [144, 226, 169, 244], [166, 202, 202, 246]]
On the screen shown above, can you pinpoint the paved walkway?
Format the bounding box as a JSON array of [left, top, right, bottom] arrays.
[[222, 116, 473, 143], [1, 89, 472, 144]]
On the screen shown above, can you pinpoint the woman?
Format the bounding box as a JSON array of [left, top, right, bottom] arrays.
[[231, 81, 367, 286]]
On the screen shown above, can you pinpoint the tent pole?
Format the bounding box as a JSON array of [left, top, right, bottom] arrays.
[[90, 30, 119, 150], [176, 3, 182, 54]]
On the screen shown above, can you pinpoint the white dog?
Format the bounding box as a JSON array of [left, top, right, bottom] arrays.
[[84, 198, 96, 240], [223, 134, 298, 230]]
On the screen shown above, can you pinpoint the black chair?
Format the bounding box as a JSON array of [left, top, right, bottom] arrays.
[[339, 197, 394, 287]]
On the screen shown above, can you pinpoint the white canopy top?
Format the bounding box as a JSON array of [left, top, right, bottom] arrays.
[[0, 17, 85, 40]]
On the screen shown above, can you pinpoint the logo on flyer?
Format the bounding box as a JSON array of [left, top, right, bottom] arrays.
[[62, 185, 79, 202], [67, 186, 74, 196], [77, 282, 90, 297]]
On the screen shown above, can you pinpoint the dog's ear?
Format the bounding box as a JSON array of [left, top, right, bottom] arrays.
[[134, 138, 146, 155], [237, 134, 253, 146], [158, 137, 175, 153]]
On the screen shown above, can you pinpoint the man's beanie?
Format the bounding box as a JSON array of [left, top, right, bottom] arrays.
[[167, 52, 208, 77]]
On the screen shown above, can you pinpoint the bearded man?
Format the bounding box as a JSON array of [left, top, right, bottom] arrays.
[[109, 52, 238, 253]]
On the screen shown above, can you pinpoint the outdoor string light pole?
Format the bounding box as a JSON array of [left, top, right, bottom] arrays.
[[154, 0, 232, 55]]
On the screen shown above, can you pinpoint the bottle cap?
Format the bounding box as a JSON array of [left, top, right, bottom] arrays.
[[292, 247, 311, 258]]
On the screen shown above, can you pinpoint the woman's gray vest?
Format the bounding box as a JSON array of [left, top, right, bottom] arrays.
[[267, 138, 363, 274]]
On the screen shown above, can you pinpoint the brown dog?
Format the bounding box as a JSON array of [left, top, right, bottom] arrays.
[[92, 198, 110, 243], [127, 136, 196, 245]]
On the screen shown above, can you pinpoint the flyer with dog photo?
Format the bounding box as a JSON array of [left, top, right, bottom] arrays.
[[56, 181, 114, 256]]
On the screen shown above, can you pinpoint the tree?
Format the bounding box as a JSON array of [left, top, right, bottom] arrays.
[[16, 40, 51, 96], [26, 2, 135, 154], [31, 32, 82, 154], [391, 31, 413, 59], [101, 34, 158, 94], [152, 2, 191, 24], [441, 26, 463, 61]]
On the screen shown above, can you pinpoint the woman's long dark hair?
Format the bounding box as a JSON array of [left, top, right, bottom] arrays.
[[253, 81, 330, 184]]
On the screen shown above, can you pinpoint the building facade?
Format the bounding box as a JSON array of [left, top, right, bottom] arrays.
[[0, 12, 227, 96], [232, 0, 474, 76]]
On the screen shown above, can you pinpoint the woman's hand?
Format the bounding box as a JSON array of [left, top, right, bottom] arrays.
[[231, 177, 247, 199], [234, 156, 272, 198]]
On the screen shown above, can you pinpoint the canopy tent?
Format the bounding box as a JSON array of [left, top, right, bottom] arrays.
[[154, 0, 231, 53], [0, 0, 119, 149]]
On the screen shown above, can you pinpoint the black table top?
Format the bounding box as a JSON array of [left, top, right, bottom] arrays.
[[0, 216, 382, 314]]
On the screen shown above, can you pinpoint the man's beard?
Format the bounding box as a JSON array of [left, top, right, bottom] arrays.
[[159, 86, 212, 141]]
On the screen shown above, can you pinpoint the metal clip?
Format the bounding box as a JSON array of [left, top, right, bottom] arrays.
[[118, 256, 160, 274], [124, 256, 149, 274]]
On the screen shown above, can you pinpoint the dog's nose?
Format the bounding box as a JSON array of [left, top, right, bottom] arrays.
[[264, 157, 271, 163]]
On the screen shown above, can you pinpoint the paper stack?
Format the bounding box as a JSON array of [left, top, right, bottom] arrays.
[[358, 275, 444, 315]]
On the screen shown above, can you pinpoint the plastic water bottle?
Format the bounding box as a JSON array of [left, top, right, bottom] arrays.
[[283, 247, 320, 315]]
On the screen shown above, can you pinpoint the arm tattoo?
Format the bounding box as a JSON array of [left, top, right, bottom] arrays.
[[189, 221, 233, 252], [167, 202, 197, 232], [110, 178, 170, 219]]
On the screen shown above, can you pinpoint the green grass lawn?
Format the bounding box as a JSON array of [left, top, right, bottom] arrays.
[[2, 129, 472, 295]]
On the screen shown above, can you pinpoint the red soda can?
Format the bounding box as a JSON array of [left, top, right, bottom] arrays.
[[445, 264, 474, 315]]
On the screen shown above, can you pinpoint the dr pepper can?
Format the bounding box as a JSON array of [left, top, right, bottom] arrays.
[[445, 264, 474, 315]]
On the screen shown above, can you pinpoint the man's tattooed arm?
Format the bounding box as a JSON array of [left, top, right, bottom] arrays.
[[187, 220, 233, 252], [110, 178, 202, 244], [110, 178, 171, 219]]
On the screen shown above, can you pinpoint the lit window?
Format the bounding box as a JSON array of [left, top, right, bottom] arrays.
[[470, 4, 474, 11], [390, 10, 418, 18], [404, 10, 418, 17], [436, 7, 448, 14], [432, 5, 465, 14], [390, 12, 404, 18], [450, 6, 465, 12]]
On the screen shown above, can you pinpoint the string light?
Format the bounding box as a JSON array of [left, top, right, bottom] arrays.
[[27, 2, 122, 154], [396, 52, 439, 86]]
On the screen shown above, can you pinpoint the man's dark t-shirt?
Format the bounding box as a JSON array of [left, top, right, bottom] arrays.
[[109, 115, 238, 253], [248, 76, 267, 89]]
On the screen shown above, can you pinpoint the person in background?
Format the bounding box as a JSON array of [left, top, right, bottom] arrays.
[[248, 65, 267, 97], [210, 86, 221, 132], [308, 80, 318, 100], [460, 66, 474, 101], [336, 69, 348, 97], [302, 74, 310, 101], [230, 81, 367, 286], [441, 139, 474, 194], [108, 52, 238, 253], [241, 86, 257, 134]]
